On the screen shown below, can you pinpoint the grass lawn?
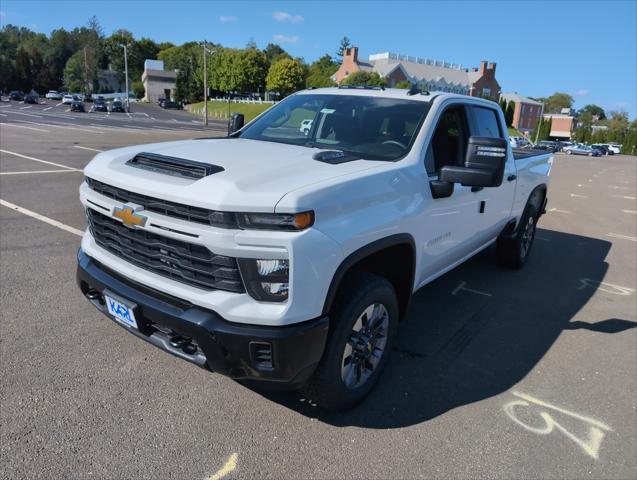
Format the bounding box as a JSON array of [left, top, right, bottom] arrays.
[[507, 127, 523, 137], [188, 100, 273, 122]]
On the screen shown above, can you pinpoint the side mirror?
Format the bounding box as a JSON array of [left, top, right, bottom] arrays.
[[439, 136, 508, 188], [228, 113, 245, 135], [429, 179, 454, 199]]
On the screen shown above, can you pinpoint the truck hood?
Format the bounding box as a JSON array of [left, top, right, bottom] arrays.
[[84, 138, 383, 212]]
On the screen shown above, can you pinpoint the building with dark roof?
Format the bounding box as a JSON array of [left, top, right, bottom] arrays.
[[333, 47, 500, 99]]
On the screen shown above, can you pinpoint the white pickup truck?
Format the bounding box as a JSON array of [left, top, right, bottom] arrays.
[[77, 87, 553, 411]]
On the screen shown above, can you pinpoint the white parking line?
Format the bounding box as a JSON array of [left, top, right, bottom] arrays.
[[0, 113, 6, 117], [55, 102, 63, 107], [0, 123, 50, 133], [0, 169, 80, 175], [606, 233, 637, 242], [608, 185, 628, 190], [0, 149, 81, 171], [73, 145, 104, 153], [20, 105, 32, 110], [612, 195, 636, 200], [548, 208, 571, 214], [43, 106, 52, 111], [622, 210, 637, 215], [570, 193, 588, 198], [0, 199, 84, 237], [451, 281, 492, 297], [3, 110, 43, 118]]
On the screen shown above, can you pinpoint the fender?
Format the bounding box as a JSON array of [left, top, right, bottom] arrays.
[[321, 233, 416, 317], [500, 183, 548, 240]]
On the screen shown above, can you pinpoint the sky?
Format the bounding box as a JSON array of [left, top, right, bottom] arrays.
[[2, 0, 636, 118]]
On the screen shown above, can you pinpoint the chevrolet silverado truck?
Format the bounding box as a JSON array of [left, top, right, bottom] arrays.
[[77, 87, 553, 411]]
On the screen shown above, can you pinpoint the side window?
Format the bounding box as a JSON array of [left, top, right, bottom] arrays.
[[425, 105, 469, 174], [472, 106, 503, 138]]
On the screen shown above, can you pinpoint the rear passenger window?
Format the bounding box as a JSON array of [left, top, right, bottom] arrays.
[[472, 107, 502, 138]]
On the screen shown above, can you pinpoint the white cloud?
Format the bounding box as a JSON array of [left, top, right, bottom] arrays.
[[576, 89, 589, 96], [273, 34, 300, 44], [272, 11, 303, 23], [219, 15, 238, 23]]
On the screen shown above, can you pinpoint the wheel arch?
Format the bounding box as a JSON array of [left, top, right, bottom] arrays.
[[322, 234, 416, 321]]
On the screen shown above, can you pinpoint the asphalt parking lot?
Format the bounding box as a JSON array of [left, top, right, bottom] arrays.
[[1, 107, 636, 479]]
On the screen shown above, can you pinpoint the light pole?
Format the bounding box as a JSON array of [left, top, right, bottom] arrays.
[[120, 43, 131, 113], [200, 41, 214, 127]]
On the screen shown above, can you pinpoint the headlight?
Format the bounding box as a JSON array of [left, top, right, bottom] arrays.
[[238, 258, 289, 302], [237, 211, 314, 231]]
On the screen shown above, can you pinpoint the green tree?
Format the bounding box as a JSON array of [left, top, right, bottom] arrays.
[[341, 71, 386, 87], [266, 58, 305, 97], [237, 47, 269, 93], [504, 101, 515, 127], [540, 117, 552, 141], [305, 54, 338, 88], [63, 50, 86, 92], [394, 80, 411, 89], [132, 80, 145, 99], [336, 36, 352, 60], [606, 111, 629, 143], [621, 120, 637, 155], [263, 43, 289, 64], [578, 104, 606, 121], [159, 42, 202, 103], [537, 92, 574, 114]]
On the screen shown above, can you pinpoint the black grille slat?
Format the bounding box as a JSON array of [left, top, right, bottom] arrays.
[[86, 177, 238, 228], [87, 209, 244, 292]]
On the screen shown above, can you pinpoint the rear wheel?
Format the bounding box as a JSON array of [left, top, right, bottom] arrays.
[[497, 204, 539, 269], [302, 272, 398, 411]]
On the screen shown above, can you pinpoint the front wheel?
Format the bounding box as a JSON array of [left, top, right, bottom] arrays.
[[302, 272, 398, 411]]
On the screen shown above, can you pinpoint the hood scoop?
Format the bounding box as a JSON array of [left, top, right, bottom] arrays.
[[125, 152, 224, 180]]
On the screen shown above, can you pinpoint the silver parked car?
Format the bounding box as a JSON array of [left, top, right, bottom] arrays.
[[565, 144, 601, 157]]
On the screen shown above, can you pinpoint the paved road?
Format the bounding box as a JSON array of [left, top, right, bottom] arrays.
[[0, 98, 227, 134], [0, 118, 635, 479]]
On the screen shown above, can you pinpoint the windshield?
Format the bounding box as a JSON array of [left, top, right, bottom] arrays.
[[238, 94, 430, 161]]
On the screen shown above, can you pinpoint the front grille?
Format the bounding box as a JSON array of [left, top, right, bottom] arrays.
[[87, 209, 244, 292], [86, 177, 238, 228]]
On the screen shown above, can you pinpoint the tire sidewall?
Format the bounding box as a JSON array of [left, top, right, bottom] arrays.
[[318, 275, 399, 410], [516, 205, 538, 266]]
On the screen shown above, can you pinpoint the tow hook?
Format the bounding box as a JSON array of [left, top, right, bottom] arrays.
[[85, 289, 104, 305]]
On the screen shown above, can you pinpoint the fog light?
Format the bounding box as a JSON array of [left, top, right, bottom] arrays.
[[238, 258, 289, 302]]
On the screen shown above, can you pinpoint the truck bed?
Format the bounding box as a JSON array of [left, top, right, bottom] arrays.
[[512, 148, 550, 160]]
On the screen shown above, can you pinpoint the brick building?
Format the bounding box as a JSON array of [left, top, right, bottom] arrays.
[[543, 113, 577, 140], [333, 47, 501, 99], [500, 92, 544, 135]]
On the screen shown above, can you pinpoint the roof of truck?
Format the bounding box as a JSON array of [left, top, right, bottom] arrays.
[[294, 87, 498, 107]]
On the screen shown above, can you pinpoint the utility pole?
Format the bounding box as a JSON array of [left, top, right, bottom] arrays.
[[120, 43, 131, 113], [202, 41, 208, 126], [83, 47, 89, 96]]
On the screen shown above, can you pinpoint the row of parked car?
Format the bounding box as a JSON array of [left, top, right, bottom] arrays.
[[509, 136, 621, 156]]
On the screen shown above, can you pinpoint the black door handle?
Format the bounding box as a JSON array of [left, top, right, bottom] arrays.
[[507, 174, 517, 182]]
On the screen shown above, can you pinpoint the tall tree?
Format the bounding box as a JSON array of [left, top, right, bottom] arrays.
[[504, 101, 515, 127], [336, 36, 352, 60]]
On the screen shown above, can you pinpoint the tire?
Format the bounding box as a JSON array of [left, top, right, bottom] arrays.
[[497, 204, 539, 269], [302, 272, 399, 411]]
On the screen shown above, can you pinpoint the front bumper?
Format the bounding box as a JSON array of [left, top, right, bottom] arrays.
[[77, 249, 329, 388]]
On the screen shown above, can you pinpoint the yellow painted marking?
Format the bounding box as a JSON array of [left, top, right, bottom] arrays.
[[206, 453, 238, 480], [504, 391, 612, 459]]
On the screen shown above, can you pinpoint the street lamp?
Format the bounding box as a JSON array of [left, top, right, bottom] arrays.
[[119, 43, 131, 113]]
